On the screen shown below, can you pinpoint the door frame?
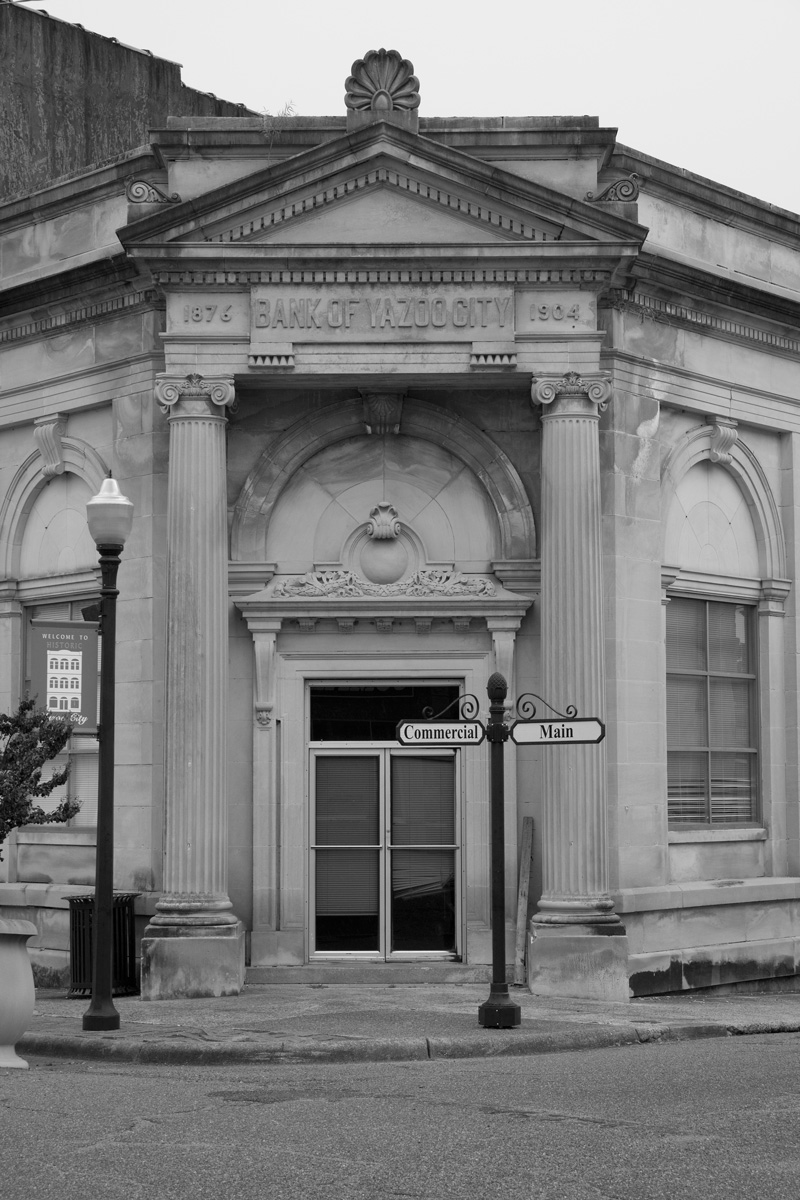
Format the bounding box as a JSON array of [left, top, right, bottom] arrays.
[[308, 742, 462, 961], [248, 643, 515, 968]]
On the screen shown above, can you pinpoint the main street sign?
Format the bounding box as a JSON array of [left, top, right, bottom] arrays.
[[511, 718, 605, 745], [396, 720, 486, 746]]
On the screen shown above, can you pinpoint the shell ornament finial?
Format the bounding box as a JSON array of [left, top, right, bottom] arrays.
[[345, 49, 420, 125]]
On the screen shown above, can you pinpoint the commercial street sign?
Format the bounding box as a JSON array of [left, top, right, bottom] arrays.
[[396, 720, 486, 746], [511, 718, 605, 745]]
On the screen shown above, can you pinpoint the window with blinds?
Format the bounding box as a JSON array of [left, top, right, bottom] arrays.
[[666, 597, 758, 826], [25, 601, 99, 827]]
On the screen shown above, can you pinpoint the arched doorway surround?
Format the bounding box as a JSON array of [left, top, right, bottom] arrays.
[[232, 395, 536, 968]]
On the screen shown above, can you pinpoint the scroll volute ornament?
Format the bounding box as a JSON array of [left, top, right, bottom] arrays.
[[367, 502, 401, 540], [345, 49, 420, 132], [155, 373, 236, 416], [532, 372, 613, 416]]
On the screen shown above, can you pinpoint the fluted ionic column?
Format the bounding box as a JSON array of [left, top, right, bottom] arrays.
[[142, 374, 242, 999], [528, 372, 627, 1000]]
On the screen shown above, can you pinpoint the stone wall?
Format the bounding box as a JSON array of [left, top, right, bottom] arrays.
[[0, 4, 256, 201]]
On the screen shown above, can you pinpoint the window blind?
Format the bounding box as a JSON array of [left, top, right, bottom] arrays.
[[667, 597, 757, 825], [391, 756, 455, 845]]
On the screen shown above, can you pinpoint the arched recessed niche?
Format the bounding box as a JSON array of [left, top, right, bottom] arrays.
[[231, 397, 536, 567], [660, 425, 785, 579], [0, 441, 108, 581], [664, 460, 759, 576], [264, 433, 498, 574]]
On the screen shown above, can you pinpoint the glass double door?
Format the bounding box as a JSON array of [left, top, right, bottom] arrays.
[[311, 749, 459, 958]]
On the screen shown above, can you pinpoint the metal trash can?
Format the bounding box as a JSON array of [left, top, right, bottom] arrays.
[[67, 893, 140, 998]]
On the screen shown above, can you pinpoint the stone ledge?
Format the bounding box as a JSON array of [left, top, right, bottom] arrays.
[[612, 877, 800, 913], [13, 828, 97, 846], [0, 883, 158, 915], [668, 828, 767, 843]]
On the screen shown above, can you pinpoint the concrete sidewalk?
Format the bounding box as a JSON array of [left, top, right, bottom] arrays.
[[17, 983, 800, 1066]]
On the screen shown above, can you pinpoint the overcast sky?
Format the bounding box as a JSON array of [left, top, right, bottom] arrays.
[[20, 0, 800, 213]]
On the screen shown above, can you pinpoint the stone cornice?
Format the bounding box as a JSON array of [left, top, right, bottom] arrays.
[[610, 144, 800, 247], [0, 150, 158, 229], [121, 120, 647, 248], [626, 252, 800, 327], [143, 248, 632, 292], [602, 291, 800, 361], [0, 286, 156, 348], [236, 592, 533, 626]]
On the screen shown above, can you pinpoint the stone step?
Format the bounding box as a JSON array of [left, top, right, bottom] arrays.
[[246, 963, 502, 985]]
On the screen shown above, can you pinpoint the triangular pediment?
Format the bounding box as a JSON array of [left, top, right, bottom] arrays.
[[198, 169, 560, 246], [121, 121, 646, 257]]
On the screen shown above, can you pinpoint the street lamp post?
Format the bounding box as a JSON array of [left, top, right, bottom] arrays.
[[82, 476, 134, 1032]]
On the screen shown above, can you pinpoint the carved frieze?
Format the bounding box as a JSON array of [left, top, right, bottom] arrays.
[[272, 568, 496, 599]]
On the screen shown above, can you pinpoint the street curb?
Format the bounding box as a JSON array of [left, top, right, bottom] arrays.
[[19, 1017, 799, 1066]]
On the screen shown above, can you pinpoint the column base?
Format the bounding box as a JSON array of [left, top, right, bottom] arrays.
[[140, 922, 245, 1001], [527, 925, 630, 1003]]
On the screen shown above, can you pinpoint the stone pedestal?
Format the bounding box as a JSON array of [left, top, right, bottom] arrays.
[[528, 372, 629, 1000], [142, 374, 244, 1000], [141, 926, 245, 1000], [527, 927, 630, 1003]]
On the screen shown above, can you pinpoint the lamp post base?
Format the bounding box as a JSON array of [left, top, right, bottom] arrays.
[[478, 986, 521, 1029], [82, 1006, 120, 1031]]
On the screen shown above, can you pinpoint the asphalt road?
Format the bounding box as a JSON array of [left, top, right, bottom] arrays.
[[3, 1033, 800, 1200]]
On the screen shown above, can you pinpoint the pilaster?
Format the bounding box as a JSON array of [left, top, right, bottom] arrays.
[[141, 373, 244, 999], [758, 578, 791, 877], [0, 581, 22, 714], [527, 371, 629, 1001]]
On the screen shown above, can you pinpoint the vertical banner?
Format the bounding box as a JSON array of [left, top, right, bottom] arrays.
[[29, 620, 98, 734]]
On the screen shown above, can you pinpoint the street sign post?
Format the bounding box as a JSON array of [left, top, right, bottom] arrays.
[[395, 689, 606, 1031], [511, 718, 605, 745], [396, 681, 520, 1029]]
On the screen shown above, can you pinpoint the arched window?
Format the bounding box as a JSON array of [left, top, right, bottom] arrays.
[[48, 696, 58, 709], [59, 697, 68, 710], [71, 678, 79, 689], [50, 677, 58, 689], [70, 697, 79, 709]]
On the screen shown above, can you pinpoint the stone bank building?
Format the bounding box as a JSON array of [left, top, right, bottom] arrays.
[[2, 12, 800, 1001]]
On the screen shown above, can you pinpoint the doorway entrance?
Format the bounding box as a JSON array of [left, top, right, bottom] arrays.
[[309, 685, 461, 959]]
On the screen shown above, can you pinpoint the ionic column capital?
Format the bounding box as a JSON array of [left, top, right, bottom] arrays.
[[155, 373, 236, 418], [531, 372, 612, 417]]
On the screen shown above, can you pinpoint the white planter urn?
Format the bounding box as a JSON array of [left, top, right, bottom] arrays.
[[0, 918, 38, 1069]]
